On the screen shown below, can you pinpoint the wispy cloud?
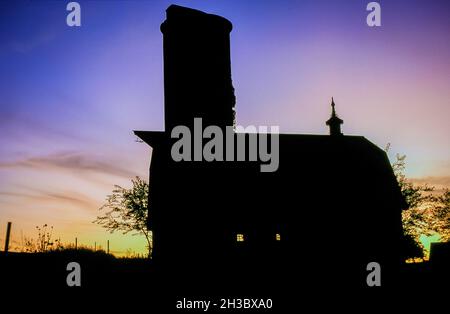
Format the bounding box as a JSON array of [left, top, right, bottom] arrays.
[[410, 176, 450, 190], [0, 189, 98, 210], [0, 110, 87, 143], [0, 151, 138, 179], [7, 30, 58, 54]]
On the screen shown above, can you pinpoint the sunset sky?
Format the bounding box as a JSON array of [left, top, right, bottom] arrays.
[[0, 0, 449, 255]]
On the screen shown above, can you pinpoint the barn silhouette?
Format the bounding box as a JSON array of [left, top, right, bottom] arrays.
[[135, 5, 407, 289]]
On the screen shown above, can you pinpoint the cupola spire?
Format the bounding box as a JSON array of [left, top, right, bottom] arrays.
[[326, 97, 343, 136]]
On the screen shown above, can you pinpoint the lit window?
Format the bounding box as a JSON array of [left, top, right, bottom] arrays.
[[236, 233, 245, 242], [275, 233, 281, 241]]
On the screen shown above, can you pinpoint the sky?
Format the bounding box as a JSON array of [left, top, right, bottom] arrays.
[[0, 0, 449, 255]]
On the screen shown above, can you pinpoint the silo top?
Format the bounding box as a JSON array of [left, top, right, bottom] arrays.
[[160, 5, 233, 33]]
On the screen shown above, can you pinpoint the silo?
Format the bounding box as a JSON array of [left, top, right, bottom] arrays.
[[160, 5, 236, 130]]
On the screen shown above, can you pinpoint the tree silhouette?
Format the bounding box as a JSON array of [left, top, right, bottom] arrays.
[[391, 153, 450, 258], [94, 177, 152, 257]]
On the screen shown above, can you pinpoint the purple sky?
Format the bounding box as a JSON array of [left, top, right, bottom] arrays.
[[0, 0, 449, 255]]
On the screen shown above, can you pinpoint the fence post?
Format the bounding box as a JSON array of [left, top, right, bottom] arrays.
[[4, 222, 12, 253], [94, 242, 96, 251]]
